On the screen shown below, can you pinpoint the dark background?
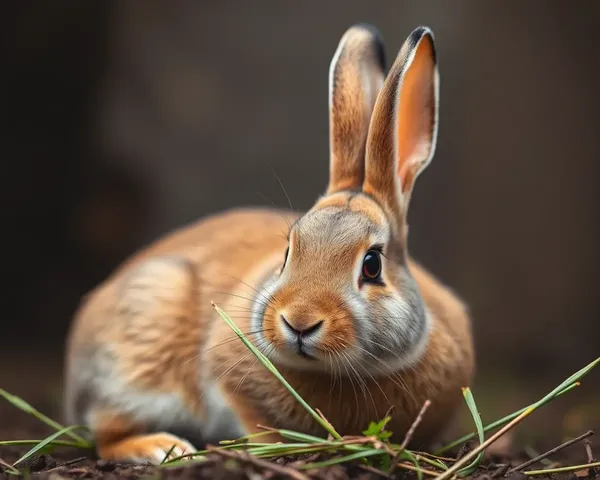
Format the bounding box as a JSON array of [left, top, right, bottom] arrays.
[[2, 1, 599, 443]]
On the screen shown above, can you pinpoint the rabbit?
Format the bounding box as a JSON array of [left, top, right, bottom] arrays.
[[64, 23, 475, 464]]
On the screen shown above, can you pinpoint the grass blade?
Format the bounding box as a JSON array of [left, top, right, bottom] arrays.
[[458, 387, 485, 476], [436, 356, 600, 455], [13, 425, 87, 467], [271, 429, 328, 444], [219, 430, 277, 444], [404, 449, 424, 480], [434, 357, 600, 480], [416, 454, 448, 471], [0, 457, 21, 476], [213, 303, 341, 440], [436, 383, 578, 455], [0, 388, 90, 446], [299, 448, 384, 469], [524, 461, 600, 476], [160, 444, 177, 464], [0, 440, 84, 448]]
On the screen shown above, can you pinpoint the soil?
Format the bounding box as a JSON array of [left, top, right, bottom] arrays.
[[1, 358, 598, 480], [1, 408, 598, 480]]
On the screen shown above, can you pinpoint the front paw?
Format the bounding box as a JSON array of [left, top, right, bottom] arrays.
[[98, 432, 197, 464]]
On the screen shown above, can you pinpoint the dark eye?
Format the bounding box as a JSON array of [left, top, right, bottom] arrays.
[[362, 250, 382, 281]]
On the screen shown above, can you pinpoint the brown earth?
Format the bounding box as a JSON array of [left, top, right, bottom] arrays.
[[1, 399, 598, 480]]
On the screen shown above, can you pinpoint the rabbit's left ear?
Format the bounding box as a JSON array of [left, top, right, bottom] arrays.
[[327, 24, 386, 194], [363, 26, 439, 214]]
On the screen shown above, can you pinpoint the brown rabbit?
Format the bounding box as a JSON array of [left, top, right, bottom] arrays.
[[64, 24, 475, 463]]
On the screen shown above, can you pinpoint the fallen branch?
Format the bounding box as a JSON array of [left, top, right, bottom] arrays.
[[206, 445, 310, 480], [509, 430, 594, 473]]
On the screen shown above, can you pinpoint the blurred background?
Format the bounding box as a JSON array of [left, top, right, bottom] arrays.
[[2, 1, 599, 445]]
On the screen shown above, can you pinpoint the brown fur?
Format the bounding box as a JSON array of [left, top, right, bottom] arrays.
[[64, 24, 474, 463]]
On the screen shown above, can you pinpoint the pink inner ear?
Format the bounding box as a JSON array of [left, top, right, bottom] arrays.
[[396, 36, 436, 195]]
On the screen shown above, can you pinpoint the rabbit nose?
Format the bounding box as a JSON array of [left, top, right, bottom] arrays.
[[281, 315, 323, 338]]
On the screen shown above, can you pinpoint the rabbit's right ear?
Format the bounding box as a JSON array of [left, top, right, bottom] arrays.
[[327, 24, 386, 194], [363, 27, 438, 222]]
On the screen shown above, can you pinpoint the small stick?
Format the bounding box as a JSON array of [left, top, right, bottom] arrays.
[[389, 400, 431, 475], [415, 450, 457, 462], [384, 405, 396, 419], [357, 463, 391, 478], [524, 461, 600, 476], [401, 400, 432, 450], [397, 461, 440, 477], [0, 457, 20, 475], [491, 463, 509, 478], [60, 457, 88, 468], [206, 445, 310, 480], [508, 430, 594, 473], [45, 457, 88, 473], [584, 439, 595, 463], [315, 408, 336, 436], [435, 405, 535, 480]]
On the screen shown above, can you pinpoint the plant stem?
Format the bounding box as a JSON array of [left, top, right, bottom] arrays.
[[508, 430, 594, 473], [435, 406, 535, 480], [524, 461, 600, 476], [438, 356, 600, 455], [213, 303, 342, 440], [436, 383, 578, 454]]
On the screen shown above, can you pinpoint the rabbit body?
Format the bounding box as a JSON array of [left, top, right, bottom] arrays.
[[64, 24, 475, 463]]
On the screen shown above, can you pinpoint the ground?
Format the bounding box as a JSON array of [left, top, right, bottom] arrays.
[[1, 399, 598, 480], [1, 354, 599, 479]]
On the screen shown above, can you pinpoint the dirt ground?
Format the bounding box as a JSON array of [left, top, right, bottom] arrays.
[[1, 399, 599, 480], [1, 354, 599, 479]]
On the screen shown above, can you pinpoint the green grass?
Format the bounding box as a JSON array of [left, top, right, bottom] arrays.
[[0, 304, 598, 478], [0, 390, 93, 476]]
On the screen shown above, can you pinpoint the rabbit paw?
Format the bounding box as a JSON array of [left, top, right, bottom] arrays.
[[98, 432, 197, 464]]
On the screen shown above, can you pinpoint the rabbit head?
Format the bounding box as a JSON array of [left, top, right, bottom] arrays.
[[253, 24, 439, 375]]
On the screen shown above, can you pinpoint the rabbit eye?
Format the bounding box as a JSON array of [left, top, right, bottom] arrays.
[[362, 250, 382, 281]]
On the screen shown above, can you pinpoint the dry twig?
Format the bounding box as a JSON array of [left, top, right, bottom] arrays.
[[206, 445, 310, 480], [509, 430, 594, 473], [315, 408, 337, 435], [401, 400, 432, 450], [584, 439, 595, 463], [435, 406, 534, 480], [357, 463, 391, 478], [389, 400, 432, 476], [44, 456, 88, 473], [397, 461, 440, 477], [0, 456, 20, 475]]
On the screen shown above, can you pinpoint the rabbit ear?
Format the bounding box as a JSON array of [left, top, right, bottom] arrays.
[[327, 24, 386, 194], [363, 26, 438, 217]]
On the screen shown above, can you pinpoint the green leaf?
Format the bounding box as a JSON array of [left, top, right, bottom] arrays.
[[458, 387, 485, 476], [378, 453, 391, 471], [362, 416, 391, 437]]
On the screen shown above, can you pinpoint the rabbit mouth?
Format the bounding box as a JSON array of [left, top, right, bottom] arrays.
[[296, 345, 318, 360]]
